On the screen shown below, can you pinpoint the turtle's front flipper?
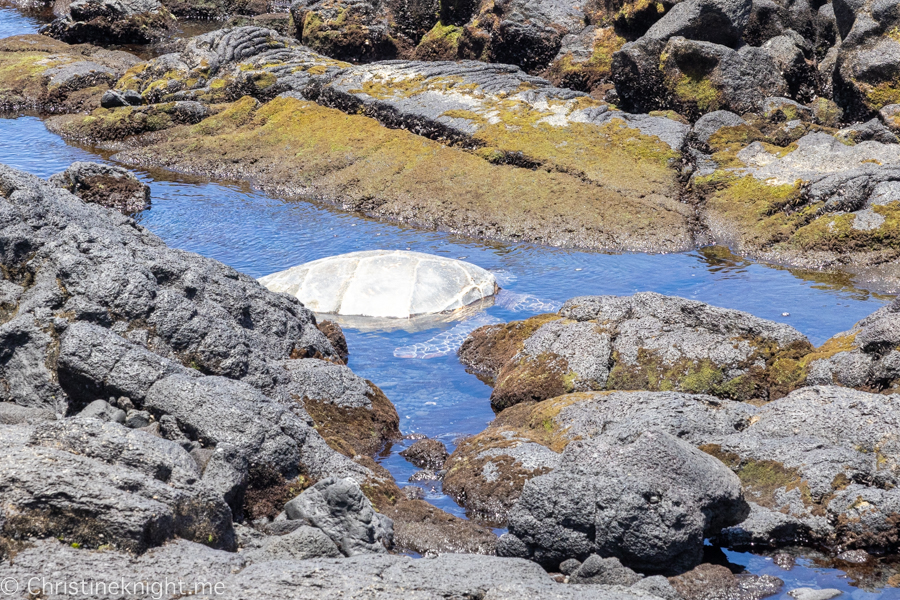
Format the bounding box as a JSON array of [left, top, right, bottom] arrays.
[[394, 313, 504, 359], [494, 290, 562, 313]]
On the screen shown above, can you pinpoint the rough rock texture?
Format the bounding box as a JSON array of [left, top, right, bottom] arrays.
[[804, 301, 900, 393], [443, 390, 755, 522], [459, 292, 810, 412], [103, 30, 697, 254], [0, 34, 140, 113], [289, 0, 439, 62], [497, 431, 749, 574], [669, 563, 784, 600], [0, 419, 236, 553], [48, 161, 150, 214], [42, 0, 177, 45], [2, 538, 675, 599], [693, 125, 900, 289], [283, 477, 393, 556], [446, 380, 900, 556], [400, 438, 449, 469]]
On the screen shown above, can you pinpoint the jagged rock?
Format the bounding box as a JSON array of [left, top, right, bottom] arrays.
[[694, 127, 900, 283], [400, 438, 449, 469], [289, 0, 397, 61], [100, 88, 142, 108], [42, 0, 176, 44], [48, 100, 211, 142], [761, 32, 817, 101], [542, 26, 624, 94], [283, 477, 393, 556], [459, 292, 809, 412], [669, 563, 783, 600], [569, 554, 644, 585], [78, 399, 126, 423], [498, 431, 749, 574], [316, 320, 349, 365], [0, 35, 140, 113], [0, 403, 56, 425], [109, 39, 696, 255], [692, 109, 746, 143], [48, 162, 150, 214], [0, 419, 235, 553], [112, 27, 350, 105], [237, 523, 343, 561], [744, 0, 816, 46], [836, 117, 900, 143], [642, 0, 754, 47], [453, 0, 589, 72], [613, 35, 789, 117], [444, 389, 754, 522]]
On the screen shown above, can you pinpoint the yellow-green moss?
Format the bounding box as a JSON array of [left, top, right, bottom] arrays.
[[863, 80, 900, 111], [119, 96, 693, 252], [672, 73, 721, 113], [546, 28, 625, 92], [416, 21, 463, 59], [0, 51, 68, 106]]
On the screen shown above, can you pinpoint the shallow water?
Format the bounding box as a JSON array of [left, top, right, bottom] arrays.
[[1, 65, 899, 595]]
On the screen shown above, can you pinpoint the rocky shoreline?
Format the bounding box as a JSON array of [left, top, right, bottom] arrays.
[[1, 0, 900, 595], [0, 0, 899, 289]]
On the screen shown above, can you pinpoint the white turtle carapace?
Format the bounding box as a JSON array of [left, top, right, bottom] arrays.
[[258, 250, 499, 319]]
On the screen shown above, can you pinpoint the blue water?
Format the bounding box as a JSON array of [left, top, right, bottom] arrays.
[[0, 95, 898, 596]]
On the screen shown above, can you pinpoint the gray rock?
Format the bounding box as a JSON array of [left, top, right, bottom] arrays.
[[284, 477, 393, 556], [570, 554, 644, 586], [0, 421, 235, 553], [762, 33, 817, 101], [400, 438, 450, 469], [467, 292, 809, 411], [100, 88, 143, 108], [837, 117, 900, 143], [42, 0, 176, 44], [644, 0, 754, 46], [692, 110, 747, 143], [44, 60, 119, 92], [632, 576, 683, 600], [125, 409, 152, 428], [79, 399, 126, 423], [0, 402, 56, 425], [1, 540, 670, 599], [240, 524, 343, 561], [498, 431, 749, 574], [48, 162, 150, 214]]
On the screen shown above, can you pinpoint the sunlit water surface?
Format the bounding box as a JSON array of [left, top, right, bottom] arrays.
[[1, 68, 898, 597]]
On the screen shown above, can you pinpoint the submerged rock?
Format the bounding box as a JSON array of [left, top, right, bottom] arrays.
[[48, 161, 150, 214], [259, 250, 498, 320]]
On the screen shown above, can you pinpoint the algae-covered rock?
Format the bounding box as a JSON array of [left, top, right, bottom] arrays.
[[696, 129, 900, 288], [114, 90, 694, 253], [804, 301, 900, 393], [113, 26, 349, 105], [446, 383, 900, 555], [0, 34, 140, 112], [48, 161, 150, 214], [545, 26, 625, 94], [443, 390, 755, 522], [46, 99, 209, 141], [452, 0, 589, 73], [459, 292, 810, 411], [42, 0, 177, 45]]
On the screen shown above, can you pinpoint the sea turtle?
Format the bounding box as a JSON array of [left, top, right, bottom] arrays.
[[259, 250, 499, 319]]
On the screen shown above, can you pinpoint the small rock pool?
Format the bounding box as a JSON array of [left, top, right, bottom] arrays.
[[0, 12, 898, 591]]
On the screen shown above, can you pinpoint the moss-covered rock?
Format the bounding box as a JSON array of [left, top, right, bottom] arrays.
[[110, 93, 694, 252], [42, 0, 177, 45], [460, 292, 812, 411], [544, 26, 625, 94], [0, 34, 139, 112], [695, 128, 900, 288]]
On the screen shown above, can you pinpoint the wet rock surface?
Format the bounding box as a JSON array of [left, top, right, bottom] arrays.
[[48, 161, 150, 213]]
